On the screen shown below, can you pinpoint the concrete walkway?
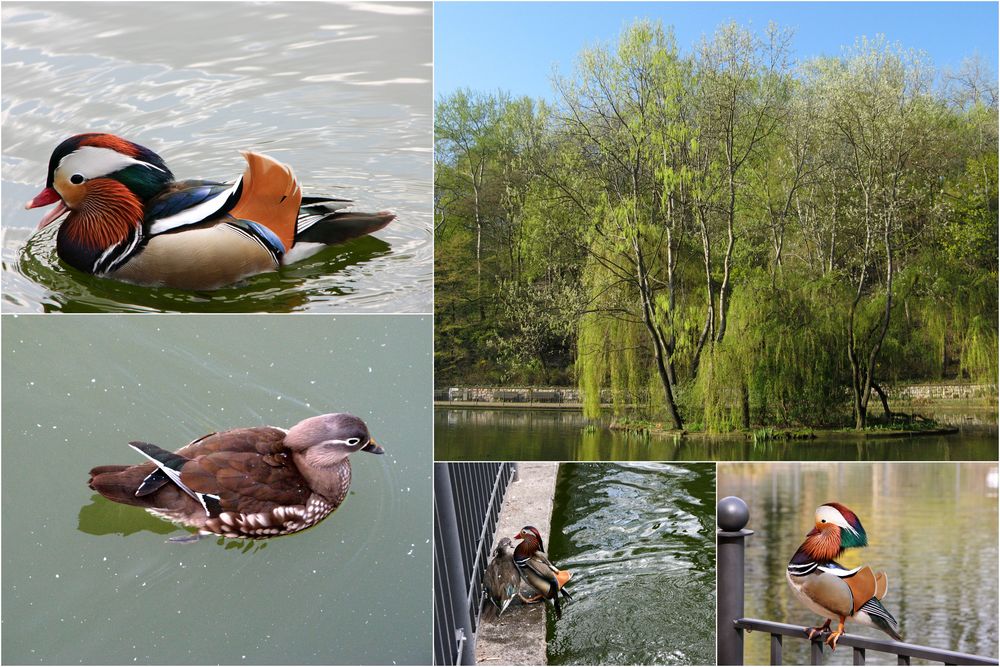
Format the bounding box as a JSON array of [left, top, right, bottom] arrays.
[[475, 462, 559, 666]]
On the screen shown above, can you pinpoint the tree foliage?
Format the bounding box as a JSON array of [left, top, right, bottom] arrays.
[[435, 20, 998, 429]]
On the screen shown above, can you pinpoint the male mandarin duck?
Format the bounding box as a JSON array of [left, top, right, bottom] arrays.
[[483, 537, 520, 618], [512, 525, 573, 618], [786, 503, 902, 650], [87, 413, 383, 542], [25, 133, 395, 290]]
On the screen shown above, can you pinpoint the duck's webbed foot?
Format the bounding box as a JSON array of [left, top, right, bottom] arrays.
[[167, 531, 208, 544], [806, 618, 831, 640], [824, 618, 847, 651]]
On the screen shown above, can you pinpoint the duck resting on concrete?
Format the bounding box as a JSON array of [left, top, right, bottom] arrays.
[[26, 133, 395, 290], [512, 525, 573, 618], [483, 537, 520, 618], [786, 503, 901, 650], [88, 413, 383, 542]]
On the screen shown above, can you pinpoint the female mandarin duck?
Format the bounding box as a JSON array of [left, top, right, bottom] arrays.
[[25, 133, 395, 290], [483, 537, 520, 618], [512, 526, 573, 618], [786, 503, 901, 650], [88, 413, 383, 542]]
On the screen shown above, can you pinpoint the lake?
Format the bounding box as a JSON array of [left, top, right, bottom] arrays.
[[717, 462, 999, 665], [434, 408, 998, 461], [546, 462, 716, 665], [2, 314, 432, 664], [1, 2, 432, 313]]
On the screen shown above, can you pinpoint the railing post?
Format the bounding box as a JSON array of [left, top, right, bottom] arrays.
[[435, 463, 476, 665], [718, 496, 753, 666]]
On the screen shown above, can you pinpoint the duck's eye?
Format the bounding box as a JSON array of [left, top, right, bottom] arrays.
[[821, 519, 827, 523], [70, 173, 85, 185], [346, 437, 361, 446]]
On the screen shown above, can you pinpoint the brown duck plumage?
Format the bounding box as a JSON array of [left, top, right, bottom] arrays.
[[88, 413, 383, 541]]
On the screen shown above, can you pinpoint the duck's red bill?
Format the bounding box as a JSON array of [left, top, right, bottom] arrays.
[[25, 187, 68, 229]]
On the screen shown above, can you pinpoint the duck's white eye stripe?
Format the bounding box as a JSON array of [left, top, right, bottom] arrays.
[[58, 146, 164, 179]]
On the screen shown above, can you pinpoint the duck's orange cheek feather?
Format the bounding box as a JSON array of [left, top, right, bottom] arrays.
[[62, 179, 143, 249]]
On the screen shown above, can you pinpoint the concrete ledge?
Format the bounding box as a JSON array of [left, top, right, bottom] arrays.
[[475, 462, 559, 666]]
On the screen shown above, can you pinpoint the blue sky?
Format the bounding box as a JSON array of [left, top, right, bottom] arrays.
[[435, 2, 999, 100]]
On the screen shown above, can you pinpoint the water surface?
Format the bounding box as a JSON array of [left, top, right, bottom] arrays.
[[718, 462, 999, 665], [2, 2, 432, 313], [546, 463, 716, 665], [434, 408, 998, 461], [2, 314, 432, 664]]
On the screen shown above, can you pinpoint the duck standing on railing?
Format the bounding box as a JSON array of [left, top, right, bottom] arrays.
[[512, 525, 573, 618], [786, 503, 902, 650], [483, 537, 520, 618], [25, 133, 395, 290]]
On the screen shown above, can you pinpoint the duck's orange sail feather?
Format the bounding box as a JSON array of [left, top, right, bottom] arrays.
[[229, 151, 302, 252]]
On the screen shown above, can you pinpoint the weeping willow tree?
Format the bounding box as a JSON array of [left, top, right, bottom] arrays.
[[554, 21, 693, 428], [689, 274, 850, 430]]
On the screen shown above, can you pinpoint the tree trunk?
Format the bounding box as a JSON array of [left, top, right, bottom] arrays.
[[634, 238, 683, 430], [716, 173, 737, 342]]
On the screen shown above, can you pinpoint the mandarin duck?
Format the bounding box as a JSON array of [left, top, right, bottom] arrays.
[[87, 413, 383, 542], [786, 503, 902, 650], [483, 537, 520, 618], [513, 526, 573, 618], [25, 133, 395, 290]]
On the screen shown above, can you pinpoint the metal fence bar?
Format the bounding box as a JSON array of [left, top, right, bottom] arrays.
[[717, 497, 753, 666], [719, 497, 999, 667], [770, 633, 782, 665], [434, 463, 516, 665], [434, 464, 475, 666], [811, 639, 824, 665], [735, 619, 998, 666]]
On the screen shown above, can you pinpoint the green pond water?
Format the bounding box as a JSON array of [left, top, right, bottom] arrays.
[[434, 408, 998, 461], [2, 314, 432, 664], [545, 462, 716, 665], [2, 2, 432, 313], [718, 462, 999, 665]]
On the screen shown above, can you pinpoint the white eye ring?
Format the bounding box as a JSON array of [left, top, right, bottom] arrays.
[[346, 437, 361, 446], [70, 173, 85, 185]]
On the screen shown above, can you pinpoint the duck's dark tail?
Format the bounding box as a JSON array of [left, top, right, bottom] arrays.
[[88, 464, 154, 507], [295, 209, 395, 246], [295, 196, 393, 243]]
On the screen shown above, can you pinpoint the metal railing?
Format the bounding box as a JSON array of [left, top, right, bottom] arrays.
[[434, 462, 517, 665], [717, 496, 998, 666]]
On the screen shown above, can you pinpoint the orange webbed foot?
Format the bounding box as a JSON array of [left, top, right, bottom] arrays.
[[806, 619, 831, 640]]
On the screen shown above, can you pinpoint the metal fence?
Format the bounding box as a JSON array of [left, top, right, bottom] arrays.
[[717, 497, 998, 666], [434, 462, 517, 666]]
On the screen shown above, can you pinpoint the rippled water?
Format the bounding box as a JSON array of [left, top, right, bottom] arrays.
[[718, 462, 999, 665], [546, 463, 716, 665], [434, 408, 998, 461], [2, 314, 432, 664], [1, 2, 432, 312]]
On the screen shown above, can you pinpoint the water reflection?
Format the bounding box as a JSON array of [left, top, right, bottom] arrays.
[[718, 462, 999, 665], [435, 408, 999, 461]]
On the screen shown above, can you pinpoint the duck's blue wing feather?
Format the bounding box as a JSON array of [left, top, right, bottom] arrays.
[[144, 179, 243, 235]]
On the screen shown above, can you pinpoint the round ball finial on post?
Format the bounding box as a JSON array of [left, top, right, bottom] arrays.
[[718, 495, 750, 532], [717, 496, 752, 666]]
